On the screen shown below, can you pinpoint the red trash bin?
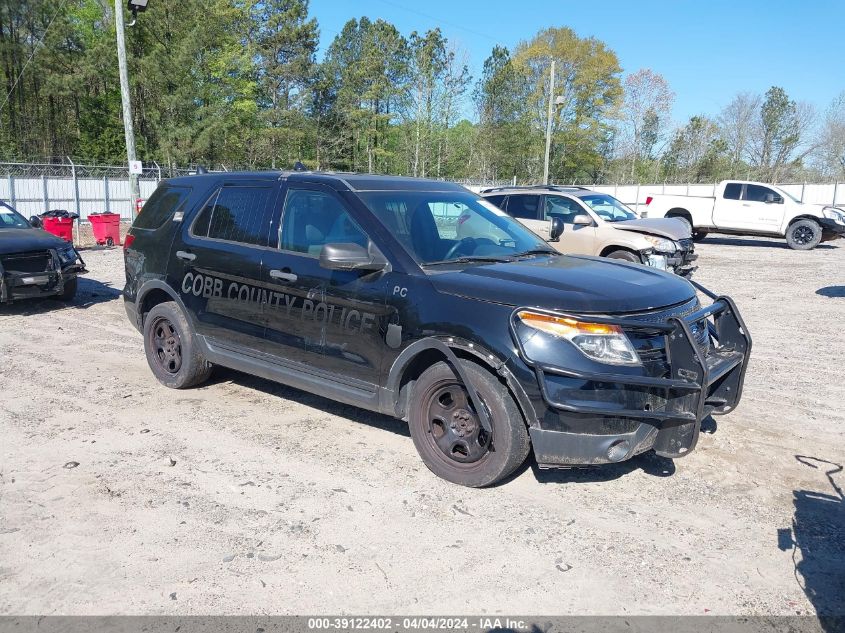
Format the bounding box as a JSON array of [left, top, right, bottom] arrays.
[[41, 216, 75, 242], [89, 213, 122, 246]]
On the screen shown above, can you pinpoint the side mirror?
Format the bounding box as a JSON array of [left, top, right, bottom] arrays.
[[573, 214, 593, 226], [319, 242, 389, 273], [548, 217, 564, 241], [29, 215, 43, 228]]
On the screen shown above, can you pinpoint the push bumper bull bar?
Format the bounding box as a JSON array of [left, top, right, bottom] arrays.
[[519, 282, 752, 466]]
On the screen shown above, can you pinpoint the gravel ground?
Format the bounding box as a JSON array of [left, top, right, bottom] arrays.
[[0, 236, 843, 616]]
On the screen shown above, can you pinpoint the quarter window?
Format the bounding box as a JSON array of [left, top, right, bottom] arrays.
[[723, 183, 742, 200], [133, 185, 191, 230], [279, 189, 368, 256], [193, 186, 271, 245], [506, 195, 541, 220]]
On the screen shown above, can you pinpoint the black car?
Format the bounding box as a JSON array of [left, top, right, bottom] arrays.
[[0, 202, 86, 304], [123, 172, 751, 487]]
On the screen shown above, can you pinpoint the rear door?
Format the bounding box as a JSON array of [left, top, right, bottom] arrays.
[[260, 182, 390, 389], [170, 180, 275, 352], [505, 194, 544, 234], [713, 182, 756, 230]]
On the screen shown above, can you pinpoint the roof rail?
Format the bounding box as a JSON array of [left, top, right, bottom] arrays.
[[479, 184, 591, 194]]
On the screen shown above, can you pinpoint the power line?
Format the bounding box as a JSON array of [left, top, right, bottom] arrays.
[[0, 0, 70, 115], [371, 0, 503, 46]]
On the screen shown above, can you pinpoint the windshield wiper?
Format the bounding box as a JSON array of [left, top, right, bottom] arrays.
[[423, 255, 516, 267], [512, 249, 557, 258]]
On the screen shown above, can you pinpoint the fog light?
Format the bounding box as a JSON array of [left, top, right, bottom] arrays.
[[606, 439, 631, 462]]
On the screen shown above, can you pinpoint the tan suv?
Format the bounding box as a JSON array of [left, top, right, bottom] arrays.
[[476, 186, 697, 277]]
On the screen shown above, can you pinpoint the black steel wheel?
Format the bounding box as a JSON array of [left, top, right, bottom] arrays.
[[150, 316, 183, 374], [786, 219, 822, 251], [408, 361, 530, 487], [143, 301, 212, 389]]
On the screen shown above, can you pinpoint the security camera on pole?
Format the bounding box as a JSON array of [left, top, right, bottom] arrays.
[[115, 1, 149, 221]]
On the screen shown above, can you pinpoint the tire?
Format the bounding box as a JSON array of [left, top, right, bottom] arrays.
[[408, 361, 530, 488], [606, 249, 641, 263], [54, 277, 77, 301], [143, 301, 212, 389], [786, 219, 822, 250], [692, 230, 708, 242]]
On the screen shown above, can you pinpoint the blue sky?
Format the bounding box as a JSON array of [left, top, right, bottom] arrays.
[[309, 0, 844, 124]]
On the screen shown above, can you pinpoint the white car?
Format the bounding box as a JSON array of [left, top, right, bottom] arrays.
[[644, 180, 845, 250]]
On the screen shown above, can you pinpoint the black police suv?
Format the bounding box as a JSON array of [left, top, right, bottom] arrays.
[[123, 172, 751, 487], [0, 201, 86, 304]]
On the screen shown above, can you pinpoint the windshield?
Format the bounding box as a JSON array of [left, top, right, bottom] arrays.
[[774, 186, 801, 204], [579, 194, 638, 222], [0, 203, 31, 229], [356, 190, 554, 265]]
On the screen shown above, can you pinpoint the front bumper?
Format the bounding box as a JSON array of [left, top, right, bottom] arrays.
[[0, 248, 87, 304], [819, 218, 845, 241], [516, 284, 751, 467], [645, 241, 697, 277]]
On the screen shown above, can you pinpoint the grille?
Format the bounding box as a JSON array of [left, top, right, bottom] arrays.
[[1, 250, 52, 274], [678, 238, 693, 252], [624, 297, 710, 353]]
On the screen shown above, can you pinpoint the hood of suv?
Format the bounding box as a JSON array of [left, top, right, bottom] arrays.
[[611, 218, 691, 240], [0, 228, 66, 255], [429, 253, 696, 314]]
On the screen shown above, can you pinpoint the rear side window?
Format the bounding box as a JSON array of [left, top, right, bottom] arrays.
[[723, 183, 742, 200], [507, 195, 541, 220], [484, 195, 507, 209], [192, 186, 271, 245], [133, 185, 191, 230]]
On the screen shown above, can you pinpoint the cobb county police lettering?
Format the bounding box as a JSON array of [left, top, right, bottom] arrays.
[[181, 272, 376, 334]]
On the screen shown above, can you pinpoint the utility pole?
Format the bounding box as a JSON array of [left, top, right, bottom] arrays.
[[542, 60, 556, 185], [115, 0, 140, 220]]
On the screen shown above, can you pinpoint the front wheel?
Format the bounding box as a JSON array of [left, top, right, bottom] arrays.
[[143, 301, 212, 389], [786, 219, 822, 250], [606, 249, 641, 263], [692, 230, 708, 242], [55, 277, 77, 302], [408, 361, 530, 487]]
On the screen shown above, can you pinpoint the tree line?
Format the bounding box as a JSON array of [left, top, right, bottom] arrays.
[[1, 0, 843, 183]]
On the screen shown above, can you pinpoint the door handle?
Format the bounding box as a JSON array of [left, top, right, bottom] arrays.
[[176, 250, 196, 262], [270, 269, 298, 283], [742, 203, 751, 207]]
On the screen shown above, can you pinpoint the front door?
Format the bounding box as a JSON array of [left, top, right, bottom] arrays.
[[261, 183, 390, 389], [543, 194, 597, 255], [169, 181, 275, 352]]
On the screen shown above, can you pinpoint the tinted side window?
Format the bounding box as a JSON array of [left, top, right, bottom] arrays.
[[723, 183, 742, 200], [484, 195, 507, 209], [507, 195, 541, 220], [744, 184, 776, 202], [279, 189, 367, 256], [133, 185, 191, 230], [193, 186, 271, 245]]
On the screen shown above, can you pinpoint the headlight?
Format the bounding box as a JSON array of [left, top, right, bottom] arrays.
[[56, 245, 77, 265], [515, 310, 641, 366], [823, 207, 845, 225], [643, 235, 677, 253]]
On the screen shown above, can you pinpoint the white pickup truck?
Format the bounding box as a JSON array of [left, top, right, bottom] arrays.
[[644, 180, 845, 250]]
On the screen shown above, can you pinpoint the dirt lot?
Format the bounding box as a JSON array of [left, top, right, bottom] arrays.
[[1, 236, 843, 617]]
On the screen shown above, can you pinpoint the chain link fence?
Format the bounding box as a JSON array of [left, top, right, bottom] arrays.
[[2, 161, 842, 223]]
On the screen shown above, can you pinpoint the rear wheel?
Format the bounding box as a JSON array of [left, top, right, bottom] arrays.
[[606, 249, 641, 263], [143, 301, 212, 389], [408, 361, 529, 487], [786, 219, 822, 250]]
